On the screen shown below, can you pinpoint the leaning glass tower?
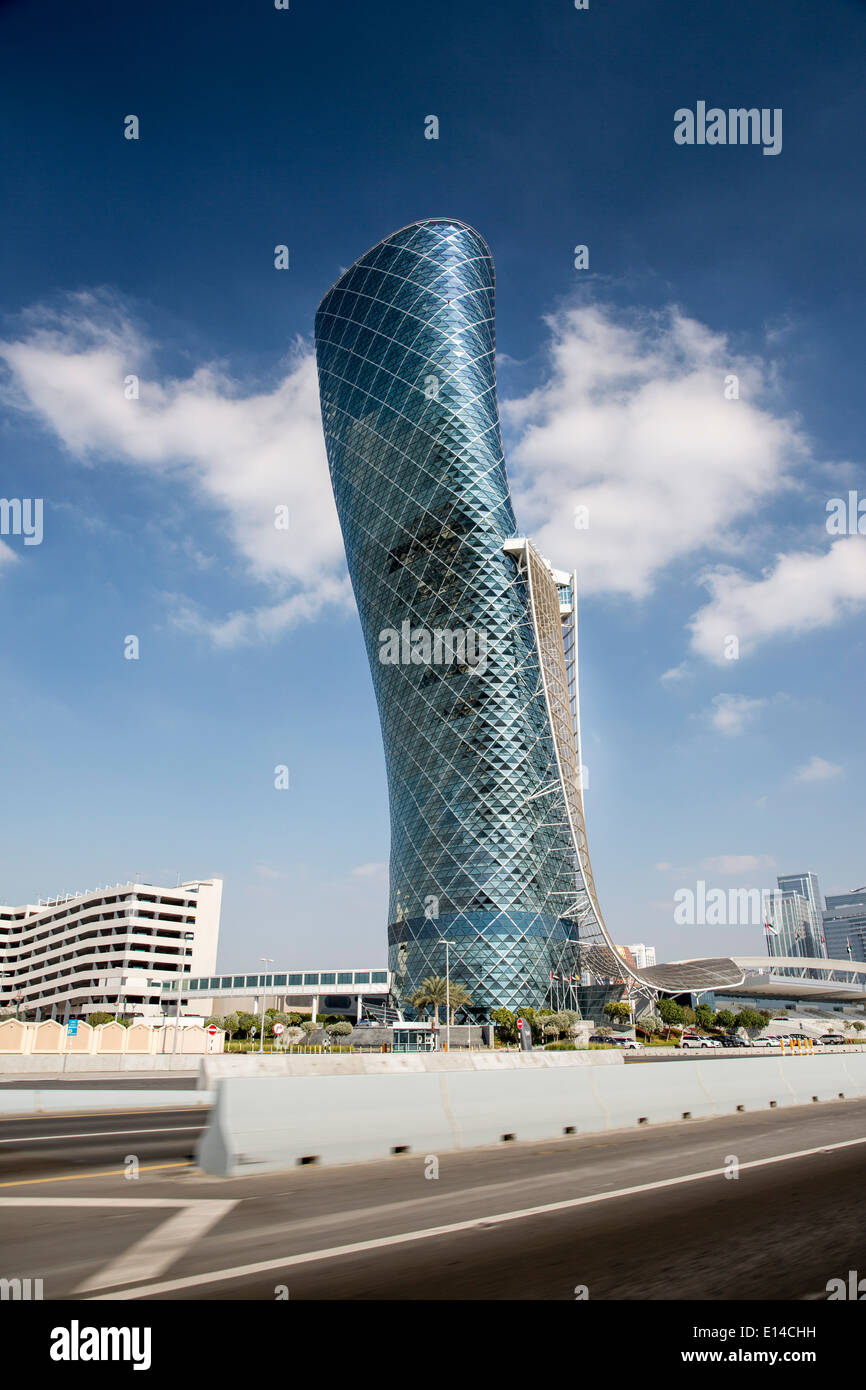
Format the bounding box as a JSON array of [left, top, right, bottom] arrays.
[[315, 219, 623, 1017]]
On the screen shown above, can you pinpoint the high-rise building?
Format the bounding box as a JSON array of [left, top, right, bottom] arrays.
[[777, 872, 824, 944], [764, 889, 826, 960], [314, 219, 641, 1015], [627, 943, 657, 970], [823, 888, 866, 963], [0, 878, 221, 1021]]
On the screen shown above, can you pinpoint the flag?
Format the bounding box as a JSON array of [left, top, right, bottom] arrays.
[[764, 921, 779, 936]]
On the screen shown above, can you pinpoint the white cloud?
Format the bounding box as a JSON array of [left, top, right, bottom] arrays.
[[794, 755, 843, 783], [0, 294, 348, 640], [701, 854, 774, 875], [660, 662, 689, 684], [351, 862, 388, 878], [504, 304, 806, 598], [706, 692, 767, 736], [255, 864, 287, 881], [688, 538, 866, 663], [4, 291, 858, 673]]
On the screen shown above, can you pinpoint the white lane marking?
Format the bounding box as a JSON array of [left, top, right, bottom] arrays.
[[88, 1133, 866, 1299], [0, 1195, 237, 1292], [0, 1197, 197, 1207], [0, 1126, 204, 1143], [76, 1200, 237, 1291]]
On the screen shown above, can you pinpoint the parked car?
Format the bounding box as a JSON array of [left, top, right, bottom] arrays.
[[681, 1034, 711, 1048], [720, 1035, 750, 1048], [820, 1034, 847, 1046], [589, 1033, 642, 1048]]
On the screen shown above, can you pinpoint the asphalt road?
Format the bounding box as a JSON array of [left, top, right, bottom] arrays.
[[1, 1097, 864, 1300], [0, 1106, 206, 1182]]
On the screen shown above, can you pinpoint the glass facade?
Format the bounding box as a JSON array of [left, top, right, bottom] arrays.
[[766, 891, 826, 962], [776, 872, 826, 956], [315, 219, 592, 1016], [824, 889, 866, 964], [164, 970, 389, 994]]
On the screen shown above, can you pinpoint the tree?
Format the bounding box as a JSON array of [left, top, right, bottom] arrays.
[[637, 1015, 662, 1040], [203, 1015, 236, 1048], [491, 1008, 517, 1045], [681, 1005, 696, 1027], [446, 981, 473, 1025], [657, 997, 682, 1023], [604, 1001, 632, 1027], [715, 1009, 736, 1032], [657, 997, 685, 1040], [300, 1019, 319, 1035], [235, 1011, 258, 1039], [327, 1021, 353, 1038], [267, 1010, 293, 1027], [735, 1008, 769, 1035], [410, 976, 450, 1024], [88, 1012, 118, 1027], [542, 1012, 569, 1039], [694, 1004, 717, 1032], [853, 1021, 865, 1033]]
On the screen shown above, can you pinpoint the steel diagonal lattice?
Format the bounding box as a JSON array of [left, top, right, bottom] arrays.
[[315, 219, 741, 1017]]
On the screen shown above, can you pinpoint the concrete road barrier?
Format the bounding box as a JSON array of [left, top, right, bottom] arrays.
[[198, 1048, 623, 1086], [195, 1051, 866, 1176], [0, 1089, 214, 1115], [0, 1055, 206, 1076]]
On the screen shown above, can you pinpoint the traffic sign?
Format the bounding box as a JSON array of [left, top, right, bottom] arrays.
[[67, 1020, 79, 1037], [272, 1022, 285, 1036], [207, 1024, 218, 1036]]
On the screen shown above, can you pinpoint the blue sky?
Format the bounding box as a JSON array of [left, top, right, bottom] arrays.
[[1, 0, 864, 969]]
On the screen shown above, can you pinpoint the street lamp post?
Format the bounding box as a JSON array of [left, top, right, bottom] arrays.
[[259, 957, 273, 1054], [437, 939, 454, 1053], [172, 931, 196, 1056]]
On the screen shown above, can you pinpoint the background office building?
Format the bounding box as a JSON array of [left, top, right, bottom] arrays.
[[823, 888, 866, 964], [0, 878, 221, 1021], [315, 219, 655, 1016], [765, 885, 826, 962], [626, 943, 657, 970], [777, 872, 825, 940]]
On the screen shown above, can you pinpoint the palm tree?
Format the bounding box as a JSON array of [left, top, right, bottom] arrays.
[[446, 982, 473, 1026], [410, 976, 450, 1024]]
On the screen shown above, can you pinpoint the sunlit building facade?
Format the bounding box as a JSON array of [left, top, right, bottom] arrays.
[[315, 219, 658, 1015]]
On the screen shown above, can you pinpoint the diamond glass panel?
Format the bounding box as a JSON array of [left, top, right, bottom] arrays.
[[316, 220, 586, 1015]]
